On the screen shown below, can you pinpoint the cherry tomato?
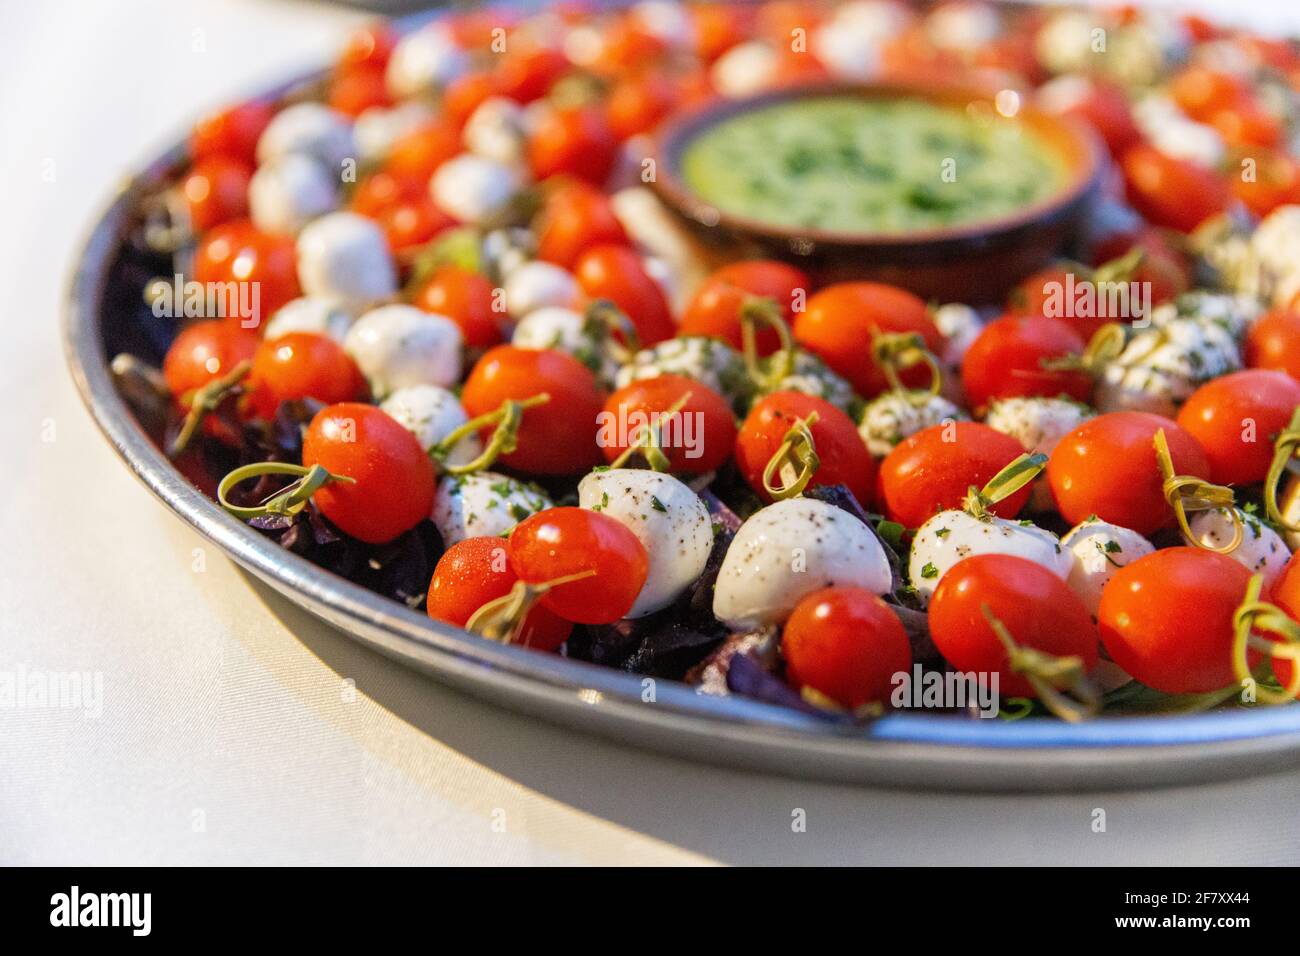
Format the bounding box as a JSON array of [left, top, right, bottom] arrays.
[[1210, 95, 1283, 149], [782, 587, 912, 709], [1167, 65, 1247, 121], [795, 282, 943, 398], [492, 46, 570, 104], [1046, 411, 1210, 535], [1120, 145, 1231, 233], [349, 169, 425, 218], [508, 507, 649, 624], [327, 65, 391, 118], [1098, 548, 1250, 694], [929, 554, 1099, 699], [162, 319, 259, 399], [1246, 308, 1300, 380], [878, 422, 1029, 528], [1230, 148, 1300, 218], [601, 374, 737, 474], [443, 70, 499, 127], [190, 100, 274, 166], [302, 403, 436, 544], [338, 21, 397, 71], [179, 156, 251, 232], [574, 244, 675, 346], [412, 266, 502, 349], [528, 107, 620, 186], [1043, 78, 1141, 158], [681, 260, 811, 355], [591, 16, 667, 76], [376, 197, 454, 255], [460, 346, 607, 474], [691, 2, 752, 61], [427, 537, 572, 651], [192, 218, 301, 325], [1267, 552, 1300, 692], [534, 181, 628, 269], [245, 332, 366, 421], [735, 391, 875, 505], [606, 72, 680, 139], [1175, 369, 1300, 486], [960, 314, 1091, 409], [384, 121, 462, 183]]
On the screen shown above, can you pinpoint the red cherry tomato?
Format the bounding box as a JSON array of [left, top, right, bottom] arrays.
[[601, 374, 737, 474], [527, 107, 619, 185], [1246, 308, 1300, 380], [735, 391, 875, 505], [1175, 369, 1300, 486], [1210, 95, 1283, 149], [245, 332, 366, 421], [795, 282, 943, 398], [534, 181, 628, 269], [384, 121, 462, 183], [1046, 411, 1210, 535], [1231, 148, 1300, 218], [162, 319, 259, 399], [606, 72, 680, 139], [508, 507, 649, 624], [376, 197, 454, 255], [338, 21, 397, 71], [179, 156, 251, 233], [960, 314, 1091, 409], [1120, 145, 1231, 233], [301, 403, 435, 544], [412, 266, 502, 349], [782, 587, 913, 709], [574, 244, 675, 346], [591, 16, 667, 76], [691, 2, 752, 61], [460, 346, 607, 474], [1167, 65, 1247, 121], [190, 100, 274, 166], [348, 169, 425, 217], [878, 423, 1030, 528], [192, 219, 301, 325], [427, 537, 572, 651], [327, 65, 391, 118], [443, 70, 499, 127], [493, 46, 570, 104], [1098, 548, 1251, 694], [1043, 78, 1141, 158], [681, 260, 811, 355], [929, 554, 1099, 699]]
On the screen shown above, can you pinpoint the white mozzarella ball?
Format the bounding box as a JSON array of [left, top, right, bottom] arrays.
[[1153, 291, 1262, 341], [1035, 10, 1097, 76], [1061, 518, 1155, 615], [431, 154, 524, 225], [248, 153, 339, 235], [296, 211, 397, 312], [256, 102, 355, 172], [859, 392, 965, 457], [385, 24, 468, 98], [380, 384, 481, 466], [710, 42, 780, 98], [263, 296, 353, 342], [432, 472, 551, 545], [1094, 317, 1241, 417], [812, 1, 909, 79], [512, 307, 618, 383], [616, 336, 751, 407], [985, 397, 1092, 457], [1188, 508, 1291, 588], [578, 469, 712, 618], [344, 304, 463, 398], [926, 2, 1001, 53], [909, 511, 1071, 606], [352, 101, 436, 164], [463, 96, 529, 166], [632, 1, 696, 48], [503, 261, 578, 317], [931, 302, 983, 366], [767, 351, 857, 412], [1132, 94, 1226, 168], [713, 498, 892, 628]]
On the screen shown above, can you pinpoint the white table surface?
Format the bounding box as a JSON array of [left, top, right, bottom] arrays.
[[3, 0, 1300, 866]]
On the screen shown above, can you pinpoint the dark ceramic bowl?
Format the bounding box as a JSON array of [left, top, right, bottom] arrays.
[[650, 81, 1106, 303]]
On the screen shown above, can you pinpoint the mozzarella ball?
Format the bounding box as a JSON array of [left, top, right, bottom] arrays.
[[512, 307, 618, 384], [710, 42, 780, 98], [578, 469, 712, 618], [631, 0, 695, 49], [503, 261, 579, 318], [813, 0, 909, 79], [385, 24, 468, 98], [263, 296, 353, 342], [296, 211, 397, 312], [352, 101, 436, 164], [256, 102, 355, 172], [1153, 291, 1262, 341], [1095, 317, 1241, 417], [1061, 518, 1155, 615], [860, 391, 965, 457], [432, 472, 551, 545], [1132, 94, 1226, 168], [616, 336, 751, 407], [1250, 206, 1300, 309], [380, 384, 481, 466], [931, 302, 983, 366], [909, 511, 1071, 606], [1188, 508, 1291, 588], [344, 305, 463, 398], [464, 96, 529, 166], [767, 351, 857, 412], [926, 2, 1001, 53], [713, 498, 892, 628], [248, 153, 339, 235], [431, 154, 524, 225], [985, 397, 1093, 456]]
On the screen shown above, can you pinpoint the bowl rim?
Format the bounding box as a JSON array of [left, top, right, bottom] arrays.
[[649, 79, 1107, 251], [58, 8, 1300, 791]]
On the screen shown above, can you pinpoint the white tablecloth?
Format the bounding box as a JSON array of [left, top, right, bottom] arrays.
[[3, 0, 1299, 865]]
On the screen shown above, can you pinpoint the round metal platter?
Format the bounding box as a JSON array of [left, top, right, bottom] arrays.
[[63, 6, 1300, 792]]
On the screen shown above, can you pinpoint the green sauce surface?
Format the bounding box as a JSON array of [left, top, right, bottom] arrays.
[[681, 95, 1068, 235]]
